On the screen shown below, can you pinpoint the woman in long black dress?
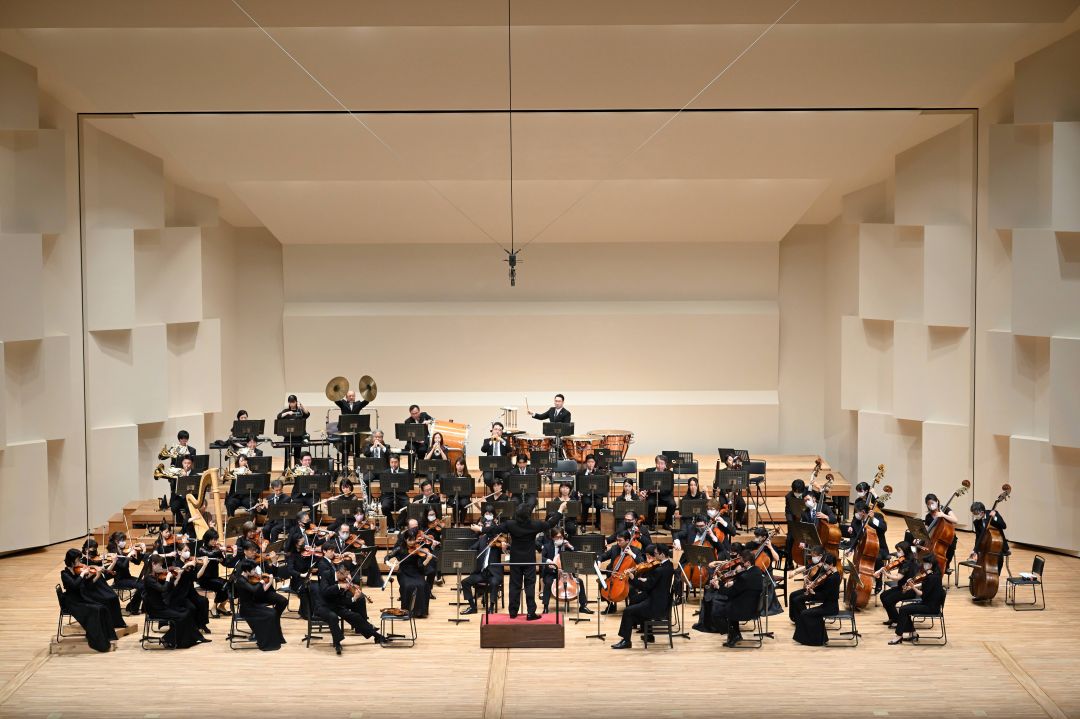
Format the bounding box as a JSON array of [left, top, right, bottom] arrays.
[[104, 532, 145, 614], [385, 529, 434, 618], [233, 559, 287, 651], [793, 551, 841, 646], [59, 549, 118, 652], [142, 556, 205, 648], [196, 529, 231, 617], [78, 539, 127, 630]]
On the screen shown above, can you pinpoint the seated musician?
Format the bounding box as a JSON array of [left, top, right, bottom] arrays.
[[969, 501, 1009, 572], [447, 456, 474, 526], [488, 478, 514, 510], [787, 544, 824, 625], [881, 542, 920, 628], [890, 548, 945, 645], [168, 454, 196, 526], [711, 486, 747, 529], [288, 451, 317, 508], [481, 422, 512, 489], [539, 528, 592, 614], [642, 454, 677, 531], [424, 431, 451, 461], [385, 528, 436, 619], [225, 455, 257, 517], [718, 549, 767, 647], [195, 528, 230, 617], [673, 477, 708, 527], [379, 454, 409, 533], [142, 555, 206, 649], [606, 510, 651, 551], [575, 454, 603, 529], [610, 543, 674, 649], [404, 404, 434, 460], [233, 559, 287, 651], [230, 410, 249, 450], [282, 534, 314, 619], [240, 435, 262, 458], [672, 514, 726, 562], [312, 544, 387, 654], [529, 393, 571, 425], [362, 429, 390, 460], [60, 548, 121, 652], [104, 531, 145, 614], [599, 531, 645, 615], [510, 454, 538, 512], [793, 551, 841, 646], [414, 479, 443, 517], [258, 478, 293, 542], [547, 482, 580, 537], [706, 501, 737, 551], [276, 394, 310, 466], [461, 524, 506, 615]]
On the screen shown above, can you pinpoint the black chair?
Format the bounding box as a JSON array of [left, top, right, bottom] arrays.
[[641, 575, 678, 649], [301, 584, 343, 648], [380, 593, 417, 647], [822, 608, 859, 647], [226, 582, 260, 650], [1005, 555, 1045, 611], [139, 613, 176, 649], [899, 587, 949, 646], [54, 585, 86, 645], [729, 587, 768, 649]]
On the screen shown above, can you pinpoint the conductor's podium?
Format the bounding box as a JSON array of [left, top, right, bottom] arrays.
[[480, 612, 565, 648]]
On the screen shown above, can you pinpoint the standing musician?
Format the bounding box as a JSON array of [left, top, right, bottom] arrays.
[[404, 404, 434, 461], [881, 542, 920, 628], [969, 501, 1009, 572], [890, 548, 946, 645], [642, 454, 677, 531], [461, 522, 506, 615], [845, 498, 889, 591], [717, 549, 766, 647], [480, 499, 568, 619], [257, 478, 293, 542], [60, 548, 120, 652], [385, 528, 436, 619], [233, 559, 287, 651], [380, 455, 409, 532], [801, 489, 837, 525], [288, 452, 317, 508], [576, 454, 603, 529], [783, 479, 808, 568], [598, 531, 645, 615], [610, 543, 674, 650], [481, 421, 512, 489], [792, 551, 841, 646], [335, 389, 369, 465], [447, 457, 474, 526], [276, 394, 310, 466], [529, 393, 571, 425], [538, 528, 593, 615], [907, 493, 959, 565], [169, 430, 198, 468]]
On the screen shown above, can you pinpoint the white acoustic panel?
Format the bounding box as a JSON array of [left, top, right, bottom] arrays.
[[857, 223, 923, 322], [86, 324, 169, 428], [840, 180, 893, 225], [922, 421, 972, 525], [2, 338, 70, 443], [840, 315, 893, 413], [1052, 122, 1080, 232], [924, 326, 971, 425], [894, 119, 973, 227], [988, 124, 1053, 230], [87, 424, 139, 532], [1007, 435, 1080, 553], [46, 437, 86, 544], [82, 123, 164, 230], [0, 440, 49, 552], [892, 321, 927, 421], [1011, 229, 1080, 338], [0, 52, 38, 130], [167, 319, 222, 418], [0, 343, 5, 450], [1014, 30, 1080, 125], [0, 129, 66, 234], [1050, 336, 1080, 449], [0, 233, 43, 342], [857, 410, 922, 516], [165, 181, 219, 229], [84, 227, 135, 331], [922, 224, 972, 327], [134, 227, 203, 325]]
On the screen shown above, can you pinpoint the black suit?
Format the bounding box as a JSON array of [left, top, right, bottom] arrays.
[[618, 559, 674, 641], [719, 566, 765, 642], [380, 469, 410, 529], [276, 406, 311, 465], [485, 512, 562, 615], [336, 399, 369, 415], [538, 537, 588, 610], [576, 469, 606, 527], [403, 413, 433, 460], [481, 437, 512, 488], [461, 534, 504, 611], [532, 407, 571, 425]]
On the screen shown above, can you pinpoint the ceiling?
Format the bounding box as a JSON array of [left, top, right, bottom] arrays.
[[6, 1, 1079, 245]]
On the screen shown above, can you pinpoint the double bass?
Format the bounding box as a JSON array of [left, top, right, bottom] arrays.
[[791, 458, 823, 567], [969, 484, 1012, 602], [925, 479, 970, 572], [845, 467, 891, 609], [600, 545, 638, 604]]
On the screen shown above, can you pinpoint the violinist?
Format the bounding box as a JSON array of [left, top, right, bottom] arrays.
[[607, 510, 651, 551], [969, 501, 1008, 572], [610, 543, 674, 649], [575, 454, 603, 529], [60, 548, 120, 652], [287, 508, 318, 548], [546, 482, 580, 537], [460, 519, 506, 615], [283, 533, 316, 618], [76, 539, 127, 630], [599, 531, 644, 615], [783, 479, 808, 568], [481, 500, 568, 619], [153, 524, 185, 566], [539, 528, 592, 615], [792, 551, 841, 646], [890, 548, 945, 645], [258, 478, 293, 542], [386, 528, 436, 618], [422, 504, 445, 587], [142, 555, 207, 648], [718, 549, 766, 647], [448, 456, 474, 526], [787, 544, 824, 625], [881, 542, 920, 628], [233, 559, 287, 651], [105, 531, 145, 614], [195, 528, 231, 617]]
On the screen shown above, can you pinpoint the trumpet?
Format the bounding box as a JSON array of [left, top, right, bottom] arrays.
[[158, 444, 184, 460], [153, 463, 183, 480]]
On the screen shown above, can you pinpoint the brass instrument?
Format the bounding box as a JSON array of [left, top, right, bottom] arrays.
[[158, 444, 185, 460], [283, 465, 315, 481], [153, 463, 183, 480]]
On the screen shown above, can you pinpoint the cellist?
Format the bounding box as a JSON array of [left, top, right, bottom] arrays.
[[598, 531, 644, 615], [969, 501, 1008, 572], [538, 528, 592, 615]]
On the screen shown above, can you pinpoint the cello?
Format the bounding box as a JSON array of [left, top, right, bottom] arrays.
[[791, 458, 823, 566], [752, 528, 780, 571], [600, 545, 638, 604], [684, 519, 721, 589], [845, 472, 892, 609], [969, 484, 1012, 602], [925, 479, 970, 572]]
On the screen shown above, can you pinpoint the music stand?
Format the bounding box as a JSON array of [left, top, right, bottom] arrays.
[[573, 534, 607, 555], [717, 448, 737, 462], [275, 417, 306, 445], [640, 470, 674, 530], [682, 544, 714, 579], [613, 500, 648, 527], [792, 522, 824, 566], [560, 550, 593, 625], [416, 459, 449, 479], [395, 423, 428, 469], [440, 475, 473, 524], [480, 455, 511, 489], [224, 515, 248, 540], [407, 502, 439, 524], [543, 422, 574, 438], [578, 473, 609, 528], [232, 419, 265, 440], [552, 500, 581, 521], [531, 450, 557, 471], [379, 471, 413, 526], [715, 468, 749, 531], [265, 503, 298, 522], [310, 457, 331, 474], [338, 414, 371, 467], [904, 516, 932, 545], [235, 473, 269, 508], [356, 457, 387, 477], [679, 499, 707, 527], [439, 550, 477, 624], [327, 499, 363, 520], [491, 501, 517, 521], [175, 476, 200, 497], [247, 456, 271, 474], [507, 472, 539, 499]]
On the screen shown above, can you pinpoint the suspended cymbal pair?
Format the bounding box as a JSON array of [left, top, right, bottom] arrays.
[[325, 375, 378, 403]]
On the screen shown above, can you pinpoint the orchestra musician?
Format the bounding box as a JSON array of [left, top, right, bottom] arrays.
[[787, 544, 824, 624], [311, 544, 388, 654], [276, 394, 310, 466], [642, 454, 677, 531], [481, 421, 512, 489], [792, 550, 841, 646], [404, 404, 434, 460], [258, 478, 293, 542], [167, 454, 196, 526], [845, 498, 889, 590], [289, 452, 317, 508], [599, 531, 645, 615], [104, 531, 144, 614], [362, 429, 390, 460], [575, 454, 603, 529], [460, 520, 505, 615], [60, 548, 121, 652], [170, 430, 198, 468], [194, 529, 231, 617], [424, 431, 450, 461], [547, 482, 580, 537], [672, 514, 726, 559], [607, 510, 651, 551], [969, 500, 1009, 572], [380, 455, 409, 532], [229, 410, 249, 450], [539, 528, 592, 614], [610, 543, 674, 650], [890, 548, 946, 645], [907, 493, 959, 565], [510, 454, 539, 513], [480, 500, 568, 619], [718, 549, 766, 647], [76, 539, 128, 631], [233, 559, 287, 651], [881, 542, 920, 628], [224, 454, 257, 517], [142, 555, 208, 648], [783, 479, 808, 569], [447, 457, 474, 526], [529, 393, 571, 425], [385, 528, 435, 619]]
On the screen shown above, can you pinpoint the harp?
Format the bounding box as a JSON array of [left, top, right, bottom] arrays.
[[185, 467, 226, 538]]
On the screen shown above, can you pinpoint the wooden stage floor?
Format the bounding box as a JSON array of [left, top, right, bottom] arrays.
[[0, 527, 1077, 718]]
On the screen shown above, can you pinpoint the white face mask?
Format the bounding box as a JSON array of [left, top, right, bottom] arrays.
[[554, 539, 564, 547], [707, 509, 718, 518], [811, 555, 822, 565], [805, 499, 815, 508], [794, 492, 803, 498], [338, 530, 348, 539], [856, 491, 866, 498], [928, 502, 939, 511], [922, 563, 933, 572], [118, 540, 127, 549], [484, 514, 494, 521], [427, 514, 437, 522], [254, 566, 263, 575], [180, 550, 190, 560]]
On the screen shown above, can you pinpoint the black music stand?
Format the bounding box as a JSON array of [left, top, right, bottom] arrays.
[[327, 499, 363, 521], [543, 422, 574, 439], [224, 515, 248, 540], [247, 456, 271, 474], [439, 550, 477, 624], [235, 473, 269, 509], [395, 423, 428, 470], [416, 459, 449, 479], [264, 502, 298, 542], [232, 419, 265, 440], [792, 522, 824, 565], [612, 500, 648, 530], [356, 457, 387, 483], [904, 516, 932, 545], [479, 455, 511, 489], [295, 474, 331, 520], [275, 416, 307, 466], [507, 472, 539, 499], [640, 470, 674, 530], [578, 473, 610, 529], [490, 501, 517, 521], [717, 448, 737, 462], [553, 501, 581, 529], [379, 471, 414, 525], [715, 468, 749, 530], [440, 475, 473, 525], [558, 550, 592, 625], [679, 499, 707, 527], [573, 534, 607, 555], [337, 414, 371, 468], [407, 502, 438, 524], [175, 476, 200, 497], [310, 457, 331, 474], [531, 450, 557, 472]]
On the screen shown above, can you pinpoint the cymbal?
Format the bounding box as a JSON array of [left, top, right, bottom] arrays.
[[325, 376, 349, 402], [356, 375, 378, 402]]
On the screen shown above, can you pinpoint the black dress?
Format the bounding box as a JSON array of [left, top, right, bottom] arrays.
[[793, 569, 841, 646], [234, 578, 286, 650], [142, 573, 202, 648], [60, 569, 118, 652]]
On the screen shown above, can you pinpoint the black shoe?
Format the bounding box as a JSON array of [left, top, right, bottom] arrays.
[[373, 633, 389, 645], [542, 605, 550, 614], [642, 634, 656, 643], [334, 643, 343, 655], [526, 613, 541, 621], [461, 606, 477, 615], [509, 612, 518, 619], [610, 639, 632, 650], [579, 606, 594, 614], [882, 620, 895, 626], [602, 605, 617, 615]]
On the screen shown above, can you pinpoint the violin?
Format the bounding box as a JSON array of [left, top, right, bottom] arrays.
[[804, 564, 837, 593], [629, 557, 662, 576], [300, 546, 325, 558], [72, 562, 101, 577], [874, 554, 905, 577], [903, 570, 929, 592], [247, 573, 273, 586]]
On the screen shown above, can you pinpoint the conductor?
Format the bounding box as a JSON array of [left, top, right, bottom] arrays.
[[479, 500, 568, 620]]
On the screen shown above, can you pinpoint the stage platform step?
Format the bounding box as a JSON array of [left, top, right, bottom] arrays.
[[480, 612, 565, 648]]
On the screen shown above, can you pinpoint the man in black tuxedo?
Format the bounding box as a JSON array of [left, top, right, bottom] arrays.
[[334, 390, 369, 462], [170, 430, 198, 468], [403, 404, 433, 461], [530, 393, 571, 425], [481, 500, 568, 619], [611, 543, 675, 649], [481, 421, 512, 489]]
